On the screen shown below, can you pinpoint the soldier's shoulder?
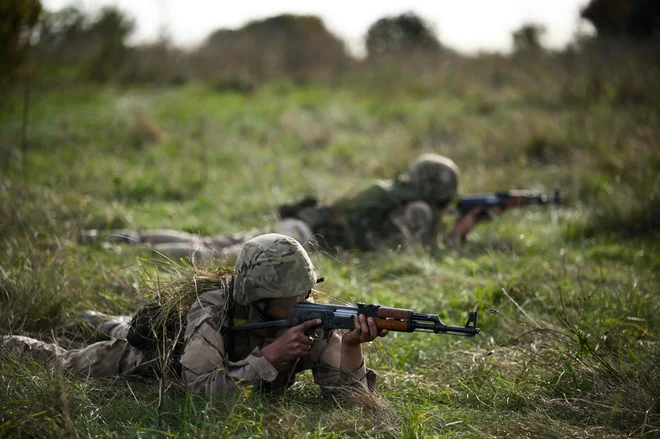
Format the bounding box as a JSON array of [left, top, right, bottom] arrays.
[[344, 180, 392, 203], [197, 287, 232, 308]]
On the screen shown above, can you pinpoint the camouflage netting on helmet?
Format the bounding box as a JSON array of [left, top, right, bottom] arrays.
[[127, 266, 234, 351], [233, 233, 316, 306], [407, 153, 460, 204]]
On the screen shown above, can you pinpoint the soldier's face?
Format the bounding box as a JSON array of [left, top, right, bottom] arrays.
[[435, 197, 452, 210], [266, 291, 310, 318]]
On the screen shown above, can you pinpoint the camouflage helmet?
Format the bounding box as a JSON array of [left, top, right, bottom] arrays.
[[233, 233, 316, 306], [408, 153, 460, 204]]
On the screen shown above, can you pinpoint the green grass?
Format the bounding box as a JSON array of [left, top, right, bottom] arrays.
[[1, 53, 659, 438]]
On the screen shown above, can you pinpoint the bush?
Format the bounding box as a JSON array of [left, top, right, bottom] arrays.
[[365, 12, 441, 58], [195, 14, 350, 84]]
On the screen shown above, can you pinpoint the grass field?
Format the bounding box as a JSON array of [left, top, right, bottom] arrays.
[[1, 53, 659, 438]]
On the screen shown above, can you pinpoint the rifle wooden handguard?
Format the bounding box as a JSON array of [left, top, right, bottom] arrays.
[[373, 317, 409, 332], [376, 307, 412, 320]]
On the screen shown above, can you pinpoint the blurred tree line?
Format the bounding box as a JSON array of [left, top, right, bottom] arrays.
[[38, 5, 135, 82], [582, 0, 660, 39], [0, 0, 41, 83], [1, 0, 659, 88]]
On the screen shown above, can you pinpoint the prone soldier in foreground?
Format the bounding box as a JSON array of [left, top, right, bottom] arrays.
[[2, 234, 386, 396], [2, 233, 479, 396]]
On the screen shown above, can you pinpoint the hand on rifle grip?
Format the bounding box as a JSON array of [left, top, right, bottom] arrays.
[[454, 207, 501, 238], [261, 319, 321, 364]]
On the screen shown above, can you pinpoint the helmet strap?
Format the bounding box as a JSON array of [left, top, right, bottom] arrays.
[[436, 198, 451, 209], [253, 299, 280, 321]]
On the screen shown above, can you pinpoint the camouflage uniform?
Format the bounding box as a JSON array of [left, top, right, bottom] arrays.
[[2, 234, 376, 396], [180, 288, 375, 396], [282, 180, 434, 251], [282, 154, 461, 251], [81, 219, 312, 264], [80, 228, 263, 264], [1, 334, 157, 379]]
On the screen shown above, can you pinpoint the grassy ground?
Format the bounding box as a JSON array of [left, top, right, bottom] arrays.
[[1, 54, 659, 437]]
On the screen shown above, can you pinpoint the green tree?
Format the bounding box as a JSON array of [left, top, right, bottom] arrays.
[[365, 13, 441, 58], [38, 5, 88, 51], [512, 23, 547, 53], [581, 0, 660, 39], [0, 0, 42, 84], [88, 6, 135, 82]]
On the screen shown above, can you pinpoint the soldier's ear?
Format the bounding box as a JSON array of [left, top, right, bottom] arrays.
[[254, 299, 269, 313], [436, 198, 451, 209]]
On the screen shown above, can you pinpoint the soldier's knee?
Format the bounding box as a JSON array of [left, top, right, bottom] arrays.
[[63, 339, 147, 378], [403, 201, 433, 230], [274, 219, 315, 250], [141, 230, 198, 245], [80, 229, 141, 245]]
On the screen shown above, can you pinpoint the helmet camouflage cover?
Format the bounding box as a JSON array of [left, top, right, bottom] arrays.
[[233, 233, 316, 306], [407, 153, 460, 203]]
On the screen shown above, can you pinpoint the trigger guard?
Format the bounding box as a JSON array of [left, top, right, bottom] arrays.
[[304, 327, 323, 339], [312, 328, 324, 339]]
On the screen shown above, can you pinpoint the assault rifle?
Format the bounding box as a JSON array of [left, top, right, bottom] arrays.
[[228, 302, 480, 339], [456, 189, 560, 218]]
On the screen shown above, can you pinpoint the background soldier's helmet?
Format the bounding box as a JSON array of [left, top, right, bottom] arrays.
[[233, 233, 316, 306], [407, 153, 460, 204]]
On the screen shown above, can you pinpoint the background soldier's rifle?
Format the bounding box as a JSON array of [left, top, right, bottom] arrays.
[[456, 189, 561, 218]]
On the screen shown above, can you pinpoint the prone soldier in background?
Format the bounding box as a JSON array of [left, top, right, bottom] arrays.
[[80, 153, 498, 260], [278, 153, 499, 253]]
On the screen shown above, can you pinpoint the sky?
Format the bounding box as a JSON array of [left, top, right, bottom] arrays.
[[42, 0, 594, 55]]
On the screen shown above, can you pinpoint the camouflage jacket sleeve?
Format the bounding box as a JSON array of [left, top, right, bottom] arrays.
[[179, 290, 278, 397], [303, 330, 377, 395]]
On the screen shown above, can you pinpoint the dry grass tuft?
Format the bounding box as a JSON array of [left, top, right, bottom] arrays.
[[132, 111, 164, 147]]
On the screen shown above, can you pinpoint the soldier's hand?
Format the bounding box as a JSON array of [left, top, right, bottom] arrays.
[[453, 207, 502, 238], [342, 314, 388, 346], [261, 319, 321, 364]]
